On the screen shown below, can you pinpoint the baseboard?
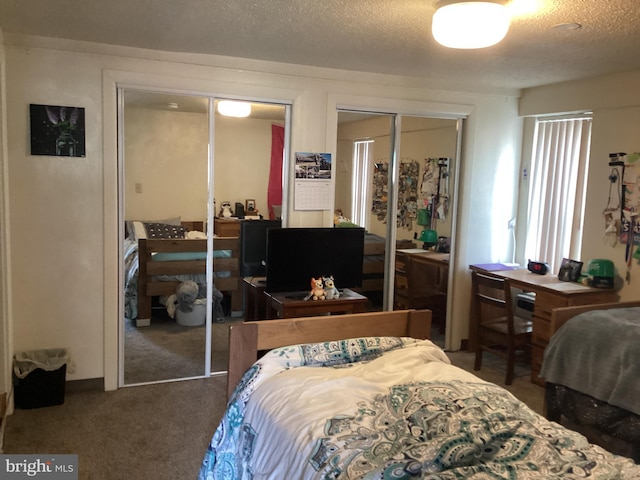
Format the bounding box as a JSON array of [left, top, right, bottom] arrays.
[[66, 377, 104, 393]]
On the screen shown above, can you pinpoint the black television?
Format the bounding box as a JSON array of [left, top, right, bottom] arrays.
[[265, 227, 365, 293], [239, 219, 282, 277]]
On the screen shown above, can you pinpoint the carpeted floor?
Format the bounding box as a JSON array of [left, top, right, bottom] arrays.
[[124, 312, 242, 385], [3, 324, 544, 479]]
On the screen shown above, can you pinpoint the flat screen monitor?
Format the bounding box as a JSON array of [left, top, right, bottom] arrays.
[[239, 219, 282, 277], [265, 227, 365, 293]]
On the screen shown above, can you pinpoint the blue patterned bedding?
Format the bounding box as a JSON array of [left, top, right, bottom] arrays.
[[199, 338, 640, 479]]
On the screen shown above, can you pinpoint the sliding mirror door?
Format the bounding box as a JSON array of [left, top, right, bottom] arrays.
[[336, 111, 459, 342], [122, 91, 210, 384], [121, 90, 288, 385], [335, 112, 395, 308]]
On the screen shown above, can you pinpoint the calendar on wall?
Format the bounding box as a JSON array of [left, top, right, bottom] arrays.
[[294, 152, 333, 211]]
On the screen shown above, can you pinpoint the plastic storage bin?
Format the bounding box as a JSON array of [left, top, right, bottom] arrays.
[[13, 348, 70, 409], [176, 302, 206, 327]]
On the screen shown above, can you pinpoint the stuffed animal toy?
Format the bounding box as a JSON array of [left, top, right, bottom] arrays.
[[306, 277, 326, 300], [323, 275, 340, 299], [219, 201, 233, 218]]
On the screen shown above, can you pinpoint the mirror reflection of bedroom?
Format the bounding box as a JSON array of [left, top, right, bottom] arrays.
[[121, 91, 286, 386], [335, 111, 459, 345]]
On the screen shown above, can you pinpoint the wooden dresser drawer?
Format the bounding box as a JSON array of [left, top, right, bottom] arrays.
[[531, 316, 552, 345]]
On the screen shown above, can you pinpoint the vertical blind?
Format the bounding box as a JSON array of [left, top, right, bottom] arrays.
[[525, 117, 592, 273]]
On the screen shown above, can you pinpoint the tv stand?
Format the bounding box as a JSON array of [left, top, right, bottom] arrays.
[[265, 288, 368, 319]]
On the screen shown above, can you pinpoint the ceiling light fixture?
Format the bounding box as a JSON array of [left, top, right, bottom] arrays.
[[432, 0, 510, 49], [217, 100, 252, 118]]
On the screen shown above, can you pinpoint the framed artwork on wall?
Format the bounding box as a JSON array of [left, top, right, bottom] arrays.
[[30, 104, 86, 157]]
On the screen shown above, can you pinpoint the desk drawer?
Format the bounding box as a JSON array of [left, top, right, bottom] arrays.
[[531, 316, 552, 345], [532, 292, 567, 320], [531, 345, 545, 373]]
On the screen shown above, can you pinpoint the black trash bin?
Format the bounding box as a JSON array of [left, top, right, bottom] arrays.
[[13, 348, 70, 409]]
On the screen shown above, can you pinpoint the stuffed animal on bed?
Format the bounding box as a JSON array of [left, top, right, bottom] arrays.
[[323, 275, 340, 300], [307, 277, 326, 300]]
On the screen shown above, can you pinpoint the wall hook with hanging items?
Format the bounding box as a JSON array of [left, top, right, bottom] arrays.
[[610, 151, 640, 283], [603, 158, 623, 246]]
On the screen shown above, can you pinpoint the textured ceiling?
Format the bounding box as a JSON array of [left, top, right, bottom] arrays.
[[1, 0, 639, 91]]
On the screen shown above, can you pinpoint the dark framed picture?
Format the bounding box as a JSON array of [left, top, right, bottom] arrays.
[[558, 258, 583, 282], [30, 104, 86, 157], [246, 199, 256, 212]]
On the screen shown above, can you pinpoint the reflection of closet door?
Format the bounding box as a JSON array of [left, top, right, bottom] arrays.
[[335, 111, 461, 337], [120, 91, 290, 386], [121, 90, 211, 386]]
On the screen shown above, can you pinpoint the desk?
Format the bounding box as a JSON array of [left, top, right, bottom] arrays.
[[469, 265, 619, 385], [395, 250, 449, 330], [264, 288, 368, 319]]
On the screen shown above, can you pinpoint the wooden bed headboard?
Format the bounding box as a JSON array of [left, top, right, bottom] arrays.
[[227, 309, 432, 399]]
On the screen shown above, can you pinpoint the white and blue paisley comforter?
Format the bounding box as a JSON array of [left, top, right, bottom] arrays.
[[199, 337, 640, 479]]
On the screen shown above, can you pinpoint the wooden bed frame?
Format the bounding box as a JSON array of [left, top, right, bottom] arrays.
[[136, 226, 241, 327], [227, 308, 432, 399], [545, 300, 640, 461], [548, 300, 640, 335]]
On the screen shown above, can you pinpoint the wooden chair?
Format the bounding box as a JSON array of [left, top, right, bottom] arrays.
[[471, 270, 533, 385]]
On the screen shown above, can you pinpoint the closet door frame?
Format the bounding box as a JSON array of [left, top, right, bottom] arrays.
[[329, 95, 468, 350]]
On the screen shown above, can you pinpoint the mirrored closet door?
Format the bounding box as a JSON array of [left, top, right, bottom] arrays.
[[335, 111, 460, 342], [120, 90, 287, 386]]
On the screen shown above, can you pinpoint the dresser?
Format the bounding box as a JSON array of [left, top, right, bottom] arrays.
[[469, 266, 619, 386], [214, 218, 241, 237]]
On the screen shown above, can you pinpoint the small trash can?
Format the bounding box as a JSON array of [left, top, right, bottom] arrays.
[[13, 348, 70, 409]]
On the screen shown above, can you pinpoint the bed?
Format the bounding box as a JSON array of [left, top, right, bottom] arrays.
[[542, 301, 640, 463], [199, 309, 640, 478], [123, 220, 241, 327]]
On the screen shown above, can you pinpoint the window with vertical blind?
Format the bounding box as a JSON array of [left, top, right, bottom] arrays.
[[524, 116, 592, 273], [351, 140, 373, 228]]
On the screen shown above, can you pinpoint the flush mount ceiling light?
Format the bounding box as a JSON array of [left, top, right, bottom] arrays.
[[217, 100, 252, 118], [432, 0, 510, 49]]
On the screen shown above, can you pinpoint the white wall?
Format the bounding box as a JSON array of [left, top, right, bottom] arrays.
[[1, 33, 522, 390], [124, 105, 279, 224], [520, 73, 640, 300], [124, 106, 209, 222], [214, 116, 279, 217]]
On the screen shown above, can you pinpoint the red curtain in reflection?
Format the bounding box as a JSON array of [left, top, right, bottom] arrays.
[[267, 124, 284, 219]]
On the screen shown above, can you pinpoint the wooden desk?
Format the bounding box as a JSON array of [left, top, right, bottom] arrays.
[[395, 250, 449, 330], [265, 288, 368, 319], [469, 265, 619, 385]]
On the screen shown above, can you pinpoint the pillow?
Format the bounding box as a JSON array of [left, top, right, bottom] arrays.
[[142, 222, 186, 239], [126, 216, 182, 240]]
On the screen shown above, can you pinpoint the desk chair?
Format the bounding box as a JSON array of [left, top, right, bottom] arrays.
[[471, 271, 533, 385]]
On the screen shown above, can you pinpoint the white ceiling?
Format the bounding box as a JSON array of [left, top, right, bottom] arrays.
[[1, 0, 639, 91]]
